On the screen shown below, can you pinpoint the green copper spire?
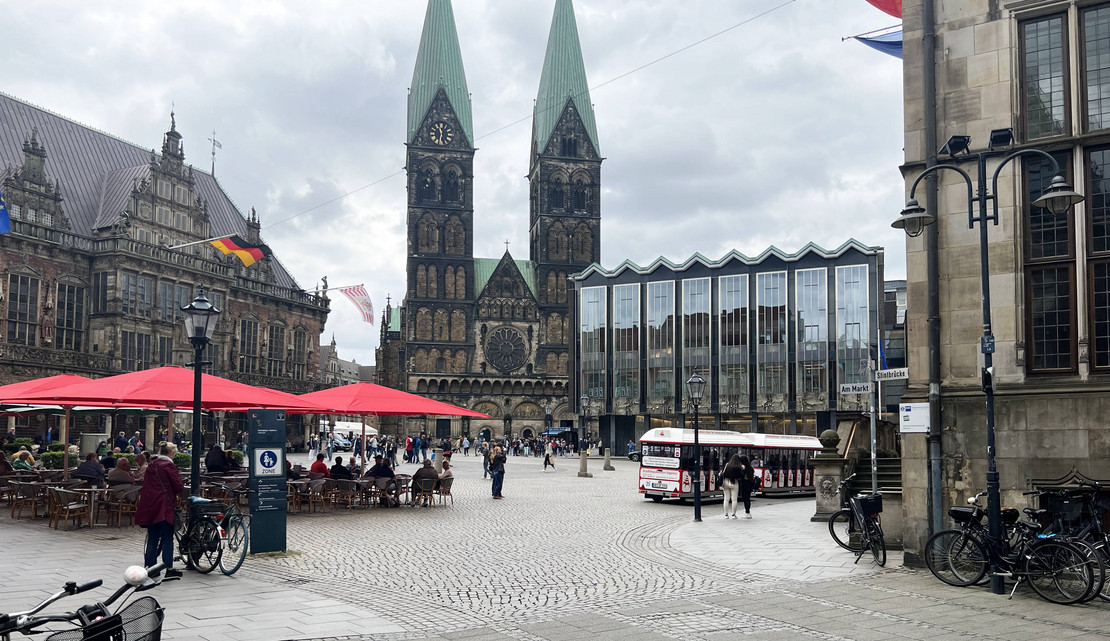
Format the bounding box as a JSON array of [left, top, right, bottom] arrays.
[[408, 0, 473, 145], [533, 0, 599, 156]]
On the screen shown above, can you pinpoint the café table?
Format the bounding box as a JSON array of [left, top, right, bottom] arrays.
[[70, 486, 113, 527]]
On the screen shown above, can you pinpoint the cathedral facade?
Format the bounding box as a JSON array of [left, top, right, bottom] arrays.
[[376, 0, 600, 441]]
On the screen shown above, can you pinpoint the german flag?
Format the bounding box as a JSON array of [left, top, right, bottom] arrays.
[[210, 235, 272, 267]]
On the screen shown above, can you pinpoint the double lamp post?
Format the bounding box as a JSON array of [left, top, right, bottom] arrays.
[[892, 129, 1083, 595]]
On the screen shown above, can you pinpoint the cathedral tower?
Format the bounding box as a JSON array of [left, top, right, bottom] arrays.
[[405, 0, 477, 377], [529, 0, 602, 375]]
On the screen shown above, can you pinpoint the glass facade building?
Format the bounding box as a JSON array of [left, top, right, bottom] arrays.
[[570, 241, 884, 445]]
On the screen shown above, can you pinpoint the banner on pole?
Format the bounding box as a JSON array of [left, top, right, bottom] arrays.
[[337, 285, 375, 324]]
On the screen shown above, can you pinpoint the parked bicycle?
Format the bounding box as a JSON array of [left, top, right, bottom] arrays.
[[173, 483, 251, 576], [924, 491, 1100, 604], [0, 562, 165, 641], [826, 473, 886, 566], [1029, 483, 1110, 603]]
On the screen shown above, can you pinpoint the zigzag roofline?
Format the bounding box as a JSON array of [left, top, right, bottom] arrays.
[[571, 239, 883, 280]]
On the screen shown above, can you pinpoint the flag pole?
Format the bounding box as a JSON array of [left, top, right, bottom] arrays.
[[307, 283, 364, 294], [167, 236, 228, 250]]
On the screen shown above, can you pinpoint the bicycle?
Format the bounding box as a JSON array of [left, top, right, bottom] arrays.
[[924, 491, 1099, 604], [173, 495, 224, 574], [0, 563, 165, 640], [1029, 483, 1110, 603], [826, 474, 886, 566], [211, 482, 251, 576]]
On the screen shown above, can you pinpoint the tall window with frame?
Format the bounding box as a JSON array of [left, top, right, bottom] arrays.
[[681, 278, 711, 407], [267, 324, 286, 378], [91, 272, 110, 314], [55, 283, 85, 351], [796, 268, 828, 410], [158, 282, 174, 321], [1021, 12, 1068, 139], [239, 319, 259, 374], [1022, 152, 1076, 372], [646, 281, 675, 411], [120, 273, 138, 316], [579, 287, 606, 401], [718, 274, 749, 413], [158, 336, 174, 366], [292, 330, 307, 381], [1088, 148, 1110, 370], [612, 284, 640, 407], [756, 272, 787, 410], [7, 274, 39, 345], [173, 285, 192, 323], [836, 265, 870, 406], [121, 331, 151, 371]]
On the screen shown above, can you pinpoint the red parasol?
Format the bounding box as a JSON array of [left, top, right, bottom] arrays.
[[298, 382, 489, 470], [7, 366, 324, 442]]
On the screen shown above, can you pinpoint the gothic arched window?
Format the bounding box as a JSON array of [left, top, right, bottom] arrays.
[[455, 267, 466, 299], [443, 169, 460, 203], [418, 168, 437, 202], [572, 178, 588, 211], [415, 308, 432, 341], [451, 310, 466, 342], [418, 216, 439, 253], [416, 265, 427, 297], [427, 265, 438, 298], [547, 222, 567, 261], [572, 224, 592, 262], [434, 309, 449, 341], [445, 266, 456, 299], [445, 217, 465, 255], [549, 178, 565, 209], [561, 136, 578, 157]]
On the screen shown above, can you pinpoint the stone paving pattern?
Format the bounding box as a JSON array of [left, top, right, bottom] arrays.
[[3, 452, 1110, 640]]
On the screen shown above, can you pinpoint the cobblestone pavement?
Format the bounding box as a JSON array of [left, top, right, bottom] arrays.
[[4, 452, 1110, 641]]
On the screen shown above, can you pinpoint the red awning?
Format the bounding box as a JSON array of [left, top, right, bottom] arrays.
[[298, 382, 489, 417]]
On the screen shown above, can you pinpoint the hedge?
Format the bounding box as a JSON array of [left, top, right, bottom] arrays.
[[228, 449, 244, 465]]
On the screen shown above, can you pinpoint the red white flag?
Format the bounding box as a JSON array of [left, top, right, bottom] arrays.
[[865, 0, 902, 18], [337, 285, 375, 324]]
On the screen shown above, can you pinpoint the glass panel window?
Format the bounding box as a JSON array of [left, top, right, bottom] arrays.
[[292, 330, 307, 380], [718, 274, 748, 412], [137, 276, 152, 318], [1085, 6, 1110, 132], [612, 284, 640, 404], [681, 278, 711, 405], [91, 272, 110, 314], [121, 331, 151, 372], [579, 287, 606, 401], [55, 283, 85, 351], [1029, 153, 1073, 258], [173, 285, 192, 323], [1029, 266, 1073, 371], [7, 274, 39, 346], [1092, 261, 1110, 368], [796, 268, 828, 410], [158, 336, 174, 366], [267, 325, 286, 377], [120, 273, 137, 316], [836, 265, 870, 396], [239, 319, 259, 374], [646, 281, 675, 409], [1022, 14, 1068, 139], [756, 272, 787, 410], [158, 282, 174, 321]]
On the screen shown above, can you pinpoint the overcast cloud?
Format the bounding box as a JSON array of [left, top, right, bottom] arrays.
[[3, 0, 904, 366]]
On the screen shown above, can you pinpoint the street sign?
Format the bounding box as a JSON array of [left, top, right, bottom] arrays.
[[981, 335, 995, 354], [254, 448, 282, 476], [875, 367, 909, 381], [839, 382, 873, 395], [899, 402, 929, 433]]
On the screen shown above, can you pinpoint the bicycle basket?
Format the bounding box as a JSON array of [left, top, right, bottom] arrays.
[[948, 505, 982, 524], [188, 498, 225, 518], [1045, 495, 1086, 530], [854, 493, 883, 515], [45, 597, 163, 641]]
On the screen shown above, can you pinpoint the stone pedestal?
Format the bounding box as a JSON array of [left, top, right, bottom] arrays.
[[811, 429, 845, 522], [603, 447, 615, 471], [145, 416, 156, 453], [577, 450, 592, 478]]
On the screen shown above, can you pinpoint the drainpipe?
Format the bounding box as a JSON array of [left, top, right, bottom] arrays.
[[923, 0, 944, 536]]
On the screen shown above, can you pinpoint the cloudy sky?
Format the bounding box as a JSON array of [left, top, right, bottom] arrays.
[[4, 0, 904, 366]]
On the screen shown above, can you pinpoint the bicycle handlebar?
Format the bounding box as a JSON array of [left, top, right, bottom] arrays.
[[69, 579, 103, 596]]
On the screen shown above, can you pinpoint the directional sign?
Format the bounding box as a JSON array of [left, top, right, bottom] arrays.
[[875, 367, 909, 381], [254, 448, 282, 476], [839, 382, 873, 395]]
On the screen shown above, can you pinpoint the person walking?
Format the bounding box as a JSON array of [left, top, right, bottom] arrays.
[[543, 439, 555, 471], [738, 455, 756, 518], [326, 433, 335, 461], [481, 442, 491, 479], [135, 442, 184, 578], [720, 454, 743, 519], [489, 446, 507, 499], [308, 434, 318, 460], [462, 436, 470, 456]]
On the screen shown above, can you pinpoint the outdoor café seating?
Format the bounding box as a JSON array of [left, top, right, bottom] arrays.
[[48, 487, 90, 531], [102, 486, 141, 527], [412, 478, 435, 507], [434, 476, 454, 506], [10, 481, 49, 519]]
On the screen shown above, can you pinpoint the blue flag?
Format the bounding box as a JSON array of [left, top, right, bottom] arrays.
[[854, 30, 903, 59], [0, 187, 9, 234]]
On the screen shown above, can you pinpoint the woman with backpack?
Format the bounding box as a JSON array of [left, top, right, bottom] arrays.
[[738, 455, 756, 519]]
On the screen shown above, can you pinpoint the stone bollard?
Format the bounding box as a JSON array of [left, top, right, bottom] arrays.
[[578, 450, 592, 478], [811, 428, 844, 522], [603, 447, 615, 471]]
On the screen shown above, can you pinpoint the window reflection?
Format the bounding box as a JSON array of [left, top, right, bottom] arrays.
[[796, 268, 828, 410], [579, 287, 606, 400], [682, 278, 711, 406], [837, 265, 870, 408], [647, 281, 675, 411], [613, 284, 640, 407], [718, 274, 748, 412], [756, 272, 787, 412]]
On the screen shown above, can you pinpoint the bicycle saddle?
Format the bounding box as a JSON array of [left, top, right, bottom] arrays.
[[1024, 507, 1047, 518]]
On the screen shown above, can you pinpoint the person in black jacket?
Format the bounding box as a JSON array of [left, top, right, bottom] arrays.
[[721, 454, 743, 519], [330, 456, 353, 480], [489, 446, 507, 499], [204, 445, 228, 473], [738, 455, 756, 519]]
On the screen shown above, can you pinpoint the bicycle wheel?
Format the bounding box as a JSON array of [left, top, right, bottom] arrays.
[[828, 509, 860, 551], [865, 518, 886, 567], [1023, 540, 1095, 605], [1092, 539, 1110, 602], [219, 515, 249, 576], [924, 530, 987, 587], [1068, 539, 1106, 604], [185, 519, 222, 574], [173, 509, 193, 570]]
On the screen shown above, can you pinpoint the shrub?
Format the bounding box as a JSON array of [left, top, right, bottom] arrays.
[[173, 452, 191, 469], [40, 452, 67, 470], [48, 442, 67, 452], [227, 449, 244, 465]]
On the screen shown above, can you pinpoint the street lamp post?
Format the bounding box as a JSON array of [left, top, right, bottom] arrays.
[[893, 130, 1083, 595], [685, 371, 706, 522], [182, 289, 220, 498]]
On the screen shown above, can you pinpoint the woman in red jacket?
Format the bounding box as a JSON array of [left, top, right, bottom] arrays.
[[135, 442, 184, 578]]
